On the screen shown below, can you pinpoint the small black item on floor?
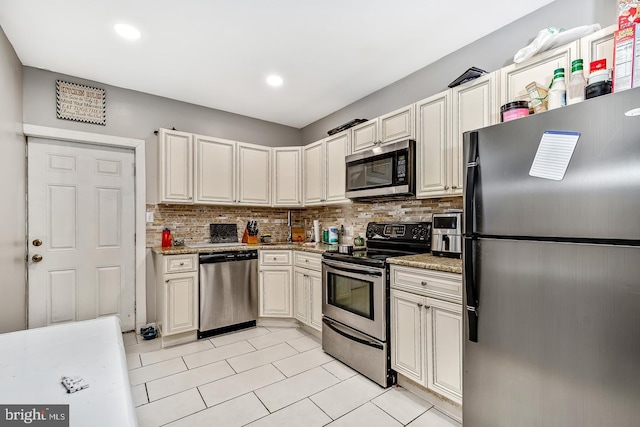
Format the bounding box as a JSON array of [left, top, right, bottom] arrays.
[[448, 66, 487, 88], [327, 118, 368, 136], [141, 326, 157, 340]]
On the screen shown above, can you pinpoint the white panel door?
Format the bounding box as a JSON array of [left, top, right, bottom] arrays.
[[324, 132, 350, 203], [195, 135, 236, 204], [580, 24, 616, 72], [259, 267, 293, 317], [303, 140, 324, 205], [165, 272, 198, 335], [425, 297, 463, 404], [237, 142, 271, 205], [272, 147, 302, 207], [380, 104, 415, 144], [351, 119, 378, 153], [158, 128, 193, 203], [293, 269, 308, 324], [390, 289, 425, 384], [416, 91, 451, 198], [28, 138, 135, 331], [308, 270, 323, 331]]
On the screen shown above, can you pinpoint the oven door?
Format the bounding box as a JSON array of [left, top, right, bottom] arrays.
[[322, 258, 386, 341]]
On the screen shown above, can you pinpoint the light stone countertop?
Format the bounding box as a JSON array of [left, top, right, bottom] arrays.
[[386, 253, 462, 274], [151, 242, 358, 255], [152, 243, 462, 274]]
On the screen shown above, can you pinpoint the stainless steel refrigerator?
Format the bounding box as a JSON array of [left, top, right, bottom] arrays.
[[463, 87, 640, 426]]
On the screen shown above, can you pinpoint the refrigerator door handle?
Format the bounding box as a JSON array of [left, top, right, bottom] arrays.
[[464, 236, 479, 342], [464, 131, 479, 237]]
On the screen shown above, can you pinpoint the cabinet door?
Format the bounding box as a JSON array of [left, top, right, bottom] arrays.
[[237, 142, 271, 205], [380, 104, 415, 144], [425, 297, 463, 404], [390, 289, 425, 384], [195, 135, 236, 204], [272, 147, 302, 207], [259, 267, 293, 317], [158, 129, 193, 203], [351, 119, 378, 153], [580, 24, 616, 72], [500, 40, 579, 107], [165, 272, 198, 335], [416, 92, 451, 198], [308, 270, 323, 332], [303, 140, 324, 205], [451, 72, 499, 194], [293, 269, 309, 324], [324, 132, 350, 203]]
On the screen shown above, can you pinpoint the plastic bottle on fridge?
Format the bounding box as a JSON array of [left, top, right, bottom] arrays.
[[547, 68, 566, 110], [566, 59, 587, 105]]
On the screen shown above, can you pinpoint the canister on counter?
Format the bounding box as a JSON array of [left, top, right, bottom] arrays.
[[328, 227, 339, 244]]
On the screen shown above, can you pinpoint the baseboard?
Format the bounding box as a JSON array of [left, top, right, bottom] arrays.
[[256, 318, 300, 328], [160, 330, 197, 348], [397, 374, 462, 423]]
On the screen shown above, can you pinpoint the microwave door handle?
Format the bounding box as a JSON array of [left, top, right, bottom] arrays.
[[322, 318, 383, 350]]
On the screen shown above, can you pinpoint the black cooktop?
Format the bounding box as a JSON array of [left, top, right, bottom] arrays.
[[322, 221, 432, 268]]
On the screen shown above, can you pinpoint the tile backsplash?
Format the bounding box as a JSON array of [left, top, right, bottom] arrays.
[[146, 197, 463, 247]]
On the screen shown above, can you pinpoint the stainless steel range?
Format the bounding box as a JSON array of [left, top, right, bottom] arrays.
[[321, 221, 431, 387]]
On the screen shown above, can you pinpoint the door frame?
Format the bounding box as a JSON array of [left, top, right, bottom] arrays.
[[23, 124, 147, 331]]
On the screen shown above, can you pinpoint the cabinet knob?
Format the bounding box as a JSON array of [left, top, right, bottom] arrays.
[[424, 305, 431, 310], [452, 185, 458, 189], [305, 259, 309, 263], [179, 262, 185, 266], [417, 302, 423, 308], [421, 281, 427, 286], [444, 186, 449, 190], [188, 196, 193, 200], [165, 279, 169, 283]]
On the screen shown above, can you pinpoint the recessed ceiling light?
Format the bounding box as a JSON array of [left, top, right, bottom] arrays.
[[114, 23, 141, 40], [625, 107, 640, 117], [266, 75, 284, 87]]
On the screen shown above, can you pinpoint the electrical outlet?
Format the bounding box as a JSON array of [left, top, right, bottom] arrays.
[[145, 211, 154, 223]]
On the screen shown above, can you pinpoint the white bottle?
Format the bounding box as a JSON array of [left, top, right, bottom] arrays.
[[566, 59, 587, 105], [547, 68, 566, 110]]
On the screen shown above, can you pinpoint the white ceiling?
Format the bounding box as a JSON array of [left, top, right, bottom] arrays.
[[0, 0, 555, 128]]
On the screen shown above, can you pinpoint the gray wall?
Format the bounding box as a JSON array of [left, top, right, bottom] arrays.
[[23, 67, 302, 147], [0, 26, 25, 333], [301, 0, 616, 143]]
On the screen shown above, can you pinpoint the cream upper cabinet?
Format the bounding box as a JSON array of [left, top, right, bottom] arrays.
[[451, 71, 499, 195], [304, 130, 350, 206], [580, 24, 616, 72], [351, 104, 415, 153], [324, 132, 350, 203], [500, 40, 579, 107], [237, 142, 271, 206], [351, 120, 378, 153], [416, 91, 451, 198], [272, 147, 302, 207], [195, 134, 236, 204], [303, 140, 324, 205], [158, 128, 194, 203]]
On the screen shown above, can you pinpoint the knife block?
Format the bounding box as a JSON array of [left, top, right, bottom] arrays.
[[247, 235, 258, 245], [241, 229, 248, 243]]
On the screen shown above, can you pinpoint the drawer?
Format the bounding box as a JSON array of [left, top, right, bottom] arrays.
[[163, 254, 198, 274], [260, 250, 292, 265], [390, 265, 462, 301], [294, 251, 322, 271]]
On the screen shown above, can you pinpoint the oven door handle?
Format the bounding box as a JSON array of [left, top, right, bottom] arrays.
[[322, 318, 384, 350], [322, 260, 383, 277]]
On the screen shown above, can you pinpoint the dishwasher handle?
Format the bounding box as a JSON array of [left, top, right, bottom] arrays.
[[199, 250, 257, 264]]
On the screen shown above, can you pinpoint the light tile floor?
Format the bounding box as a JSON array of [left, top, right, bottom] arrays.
[[124, 326, 461, 427]]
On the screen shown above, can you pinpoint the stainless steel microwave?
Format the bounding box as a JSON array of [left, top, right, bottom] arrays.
[[345, 139, 415, 199]]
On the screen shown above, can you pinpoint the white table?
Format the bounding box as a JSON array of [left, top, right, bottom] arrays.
[[0, 317, 137, 426]]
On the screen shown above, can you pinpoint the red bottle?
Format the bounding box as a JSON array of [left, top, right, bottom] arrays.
[[161, 228, 172, 248]]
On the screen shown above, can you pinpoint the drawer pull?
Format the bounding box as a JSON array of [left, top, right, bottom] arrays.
[[421, 281, 428, 286]]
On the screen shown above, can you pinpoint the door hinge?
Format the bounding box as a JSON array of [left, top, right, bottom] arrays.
[[133, 162, 136, 176], [134, 233, 136, 244]]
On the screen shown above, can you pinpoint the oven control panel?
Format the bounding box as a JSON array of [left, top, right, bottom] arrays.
[[366, 222, 432, 242]]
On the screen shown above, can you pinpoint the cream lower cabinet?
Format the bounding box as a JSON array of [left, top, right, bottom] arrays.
[[293, 252, 322, 332], [155, 253, 199, 337], [390, 266, 463, 404], [259, 250, 293, 317]]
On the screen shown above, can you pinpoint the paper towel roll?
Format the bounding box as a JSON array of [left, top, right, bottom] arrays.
[[313, 220, 320, 243]]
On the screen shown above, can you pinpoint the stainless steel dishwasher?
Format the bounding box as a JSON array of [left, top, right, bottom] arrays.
[[198, 250, 258, 338]]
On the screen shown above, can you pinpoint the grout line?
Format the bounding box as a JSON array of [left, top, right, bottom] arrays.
[[308, 397, 334, 423]]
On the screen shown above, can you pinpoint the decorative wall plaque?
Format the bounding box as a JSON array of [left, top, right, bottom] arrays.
[[56, 80, 106, 125]]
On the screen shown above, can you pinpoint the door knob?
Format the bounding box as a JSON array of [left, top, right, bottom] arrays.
[[32, 254, 43, 263], [32, 239, 43, 247]]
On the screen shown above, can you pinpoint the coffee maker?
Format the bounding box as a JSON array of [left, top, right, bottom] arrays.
[[431, 212, 462, 258]]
